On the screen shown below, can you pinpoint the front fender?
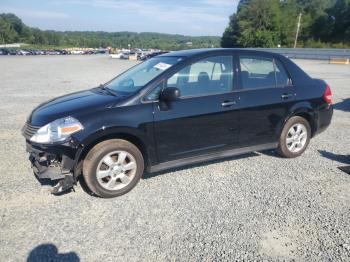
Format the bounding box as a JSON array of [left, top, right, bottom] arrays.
[[71, 103, 156, 169], [72, 126, 157, 175], [81, 126, 151, 148]]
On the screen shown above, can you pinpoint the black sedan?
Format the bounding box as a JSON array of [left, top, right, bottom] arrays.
[[22, 48, 333, 197]]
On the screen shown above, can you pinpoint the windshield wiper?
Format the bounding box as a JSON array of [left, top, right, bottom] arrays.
[[97, 84, 118, 96]]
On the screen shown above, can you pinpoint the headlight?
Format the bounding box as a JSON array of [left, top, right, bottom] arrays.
[[30, 116, 84, 144]]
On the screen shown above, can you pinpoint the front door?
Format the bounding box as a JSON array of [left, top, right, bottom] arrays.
[[153, 55, 240, 162]]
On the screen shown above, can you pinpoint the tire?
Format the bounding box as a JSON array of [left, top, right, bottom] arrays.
[[83, 139, 144, 198], [276, 116, 311, 158]]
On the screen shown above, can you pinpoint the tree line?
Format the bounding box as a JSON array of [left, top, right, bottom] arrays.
[[2, 1, 350, 51], [221, 0, 350, 48], [0, 13, 220, 50]]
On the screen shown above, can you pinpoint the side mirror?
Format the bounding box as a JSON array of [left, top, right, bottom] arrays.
[[159, 87, 181, 102]]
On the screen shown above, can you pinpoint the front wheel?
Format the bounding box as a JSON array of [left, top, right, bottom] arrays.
[[83, 139, 144, 198], [276, 116, 311, 158]]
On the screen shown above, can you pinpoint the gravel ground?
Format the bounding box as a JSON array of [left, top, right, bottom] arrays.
[[0, 55, 349, 261]]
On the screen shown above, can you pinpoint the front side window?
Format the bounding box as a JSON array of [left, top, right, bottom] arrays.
[[105, 56, 182, 95], [166, 56, 233, 98]]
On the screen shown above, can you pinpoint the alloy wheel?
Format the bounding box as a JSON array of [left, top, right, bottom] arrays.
[[96, 150, 137, 191], [286, 123, 308, 153]]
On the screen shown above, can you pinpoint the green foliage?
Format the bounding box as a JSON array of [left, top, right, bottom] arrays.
[[280, 0, 301, 47], [222, 0, 350, 48], [221, 14, 241, 47], [237, 0, 281, 47], [334, 0, 350, 42], [0, 14, 21, 43], [0, 13, 221, 50]]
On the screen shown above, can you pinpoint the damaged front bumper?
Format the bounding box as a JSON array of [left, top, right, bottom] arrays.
[[26, 142, 77, 194]]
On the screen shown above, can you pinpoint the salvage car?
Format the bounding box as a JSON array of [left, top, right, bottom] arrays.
[[22, 49, 333, 197]]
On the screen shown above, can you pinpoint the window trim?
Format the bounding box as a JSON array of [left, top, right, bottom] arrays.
[[230, 85, 287, 93]]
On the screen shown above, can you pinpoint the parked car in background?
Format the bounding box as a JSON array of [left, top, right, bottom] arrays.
[[22, 48, 333, 197], [8, 49, 18, 55], [36, 50, 46, 55], [140, 51, 168, 61], [70, 50, 85, 55], [16, 49, 31, 55], [83, 50, 94, 55], [96, 49, 108, 54], [110, 53, 123, 59], [55, 49, 68, 55], [0, 47, 109, 56], [120, 52, 130, 59], [23, 49, 34, 55], [0, 49, 7, 55]]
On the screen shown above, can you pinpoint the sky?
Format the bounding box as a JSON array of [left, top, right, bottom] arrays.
[[0, 0, 239, 36]]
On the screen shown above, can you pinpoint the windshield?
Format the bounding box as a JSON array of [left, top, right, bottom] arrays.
[[105, 56, 182, 94]]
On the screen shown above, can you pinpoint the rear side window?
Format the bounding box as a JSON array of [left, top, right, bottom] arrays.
[[239, 56, 276, 89], [167, 56, 233, 98], [239, 56, 292, 89]]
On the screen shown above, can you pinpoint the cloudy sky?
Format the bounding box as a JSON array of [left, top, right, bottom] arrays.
[[1, 0, 239, 36]]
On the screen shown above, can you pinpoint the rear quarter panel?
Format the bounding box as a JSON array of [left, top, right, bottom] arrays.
[[279, 55, 332, 136]]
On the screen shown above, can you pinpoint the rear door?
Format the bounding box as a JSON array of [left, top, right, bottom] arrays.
[[237, 54, 295, 147], [150, 55, 240, 162]]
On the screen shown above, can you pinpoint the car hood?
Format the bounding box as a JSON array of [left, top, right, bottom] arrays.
[[28, 88, 126, 126]]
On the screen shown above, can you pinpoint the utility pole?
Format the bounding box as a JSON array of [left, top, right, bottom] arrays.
[[294, 12, 302, 48]]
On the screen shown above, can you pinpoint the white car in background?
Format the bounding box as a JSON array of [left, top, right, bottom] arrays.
[[110, 53, 123, 59], [16, 49, 30, 55], [70, 50, 85, 55]]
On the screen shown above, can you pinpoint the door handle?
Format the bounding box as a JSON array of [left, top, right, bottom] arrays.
[[221, 100, 236, 107], [281, 93, 293, 100]]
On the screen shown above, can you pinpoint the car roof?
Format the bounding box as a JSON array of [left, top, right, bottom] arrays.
[[160, 48, 278, 58]]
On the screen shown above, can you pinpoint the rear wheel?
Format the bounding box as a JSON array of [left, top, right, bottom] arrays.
[[83, 139, 144, 198], [276, 116, 311, 158]]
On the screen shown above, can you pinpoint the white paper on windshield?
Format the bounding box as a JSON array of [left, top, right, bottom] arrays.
[[154, 62, 171, 71]]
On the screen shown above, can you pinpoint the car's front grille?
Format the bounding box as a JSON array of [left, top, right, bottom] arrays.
[[22, 123, 40, 140]]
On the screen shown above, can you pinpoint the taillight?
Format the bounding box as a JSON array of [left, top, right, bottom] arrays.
[[323, 85, 332, 104]]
